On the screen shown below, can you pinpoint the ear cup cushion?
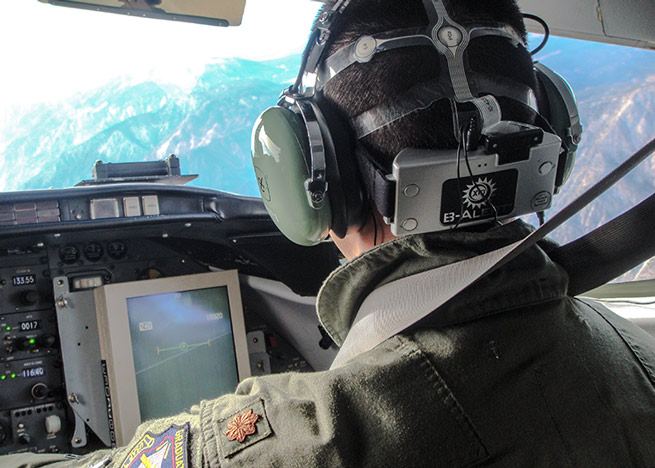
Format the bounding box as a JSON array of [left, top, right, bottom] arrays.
[[251, 106, 332, 246], [312, 93, 366, 238], [533, 67, 553, 124], [534, 64, 580, 189]]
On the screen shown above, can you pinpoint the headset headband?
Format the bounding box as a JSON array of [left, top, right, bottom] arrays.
[[317, 25, 524, 91], [292, 0, 352, 96]]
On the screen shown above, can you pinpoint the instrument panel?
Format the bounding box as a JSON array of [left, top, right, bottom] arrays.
[[0, 185, 339, 455]]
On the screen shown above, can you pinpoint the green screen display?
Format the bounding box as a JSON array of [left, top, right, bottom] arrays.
[[126, 286, 239, 420]]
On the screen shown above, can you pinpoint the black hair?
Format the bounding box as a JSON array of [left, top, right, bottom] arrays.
[[308, 0, 537, 171]]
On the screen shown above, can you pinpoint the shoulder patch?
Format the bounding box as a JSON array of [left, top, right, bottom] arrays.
[[120, 423, 190, 468], [218, 399, 273, 458]]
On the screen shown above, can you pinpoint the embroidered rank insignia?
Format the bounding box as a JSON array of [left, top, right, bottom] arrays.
[[224, 409, 259, 443], [218, 399, 273, 458], [120, 423, 190, 468]]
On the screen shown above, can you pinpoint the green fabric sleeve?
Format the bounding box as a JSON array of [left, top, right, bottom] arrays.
[[0, 405, 203, 468]]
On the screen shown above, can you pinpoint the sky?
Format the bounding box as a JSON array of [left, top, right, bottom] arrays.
[[0, 0, 321, 107]]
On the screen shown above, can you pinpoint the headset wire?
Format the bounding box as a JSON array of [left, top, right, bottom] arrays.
[[453, 125, 466, 231], [463, 117, 501, 227], [371, 203, 379, 246], [523, 14, 550, 56]]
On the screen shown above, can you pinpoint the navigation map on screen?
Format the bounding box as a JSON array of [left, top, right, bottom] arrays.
[[126, 286, 239, 420]]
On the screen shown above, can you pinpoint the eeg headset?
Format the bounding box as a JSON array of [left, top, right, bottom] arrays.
[[251, 0, 582, 245]]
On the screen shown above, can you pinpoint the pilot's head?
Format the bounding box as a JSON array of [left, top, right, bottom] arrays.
[[251, 0, 573, 259], [310, 0, 539, 257]]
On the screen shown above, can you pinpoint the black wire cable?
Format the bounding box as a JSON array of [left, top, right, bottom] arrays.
[[464, 151, 501, 227], [523, 13, 550, 56], [462, 119, 501, 227], [450, 102, 465, 231], [452, 125, 466, 231], [371, 205, 378, 246]]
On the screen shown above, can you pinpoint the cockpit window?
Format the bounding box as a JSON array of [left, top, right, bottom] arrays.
[[0, 0, 320, 195], [528, 35, 655, 281], [0, 4, 654, 280]]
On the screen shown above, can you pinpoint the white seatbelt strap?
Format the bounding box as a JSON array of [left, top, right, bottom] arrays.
[[330, 240, 520, 369], [330, 136, 655, 370]]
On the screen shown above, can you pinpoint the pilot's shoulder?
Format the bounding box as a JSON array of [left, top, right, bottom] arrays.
[[198, 334, 484, 467], [0, 337, 456, 468]]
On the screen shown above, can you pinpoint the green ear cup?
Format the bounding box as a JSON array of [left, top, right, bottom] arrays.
[[534, 63, 582, 189], [251, 106, 332, 246]]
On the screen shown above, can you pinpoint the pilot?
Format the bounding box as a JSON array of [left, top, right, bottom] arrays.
[[4, 0, 655, 467]]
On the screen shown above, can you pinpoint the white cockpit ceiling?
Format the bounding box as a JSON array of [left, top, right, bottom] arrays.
[[518, 0, 655, 50]]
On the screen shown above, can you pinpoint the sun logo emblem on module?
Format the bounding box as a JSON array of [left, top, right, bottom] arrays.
[[462, 177, 496, 209]]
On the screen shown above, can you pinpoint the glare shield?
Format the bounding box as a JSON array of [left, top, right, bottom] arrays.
[[39, 0, 247, 27]]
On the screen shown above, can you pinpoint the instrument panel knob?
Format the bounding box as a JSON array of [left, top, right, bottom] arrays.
[[45, 415, 62, 435], [31, 382, 49, 400], [38, 334, 57, 348], [20, 290, 39, 306]]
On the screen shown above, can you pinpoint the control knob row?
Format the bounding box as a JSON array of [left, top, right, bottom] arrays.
[[10, 415, 62, 447]]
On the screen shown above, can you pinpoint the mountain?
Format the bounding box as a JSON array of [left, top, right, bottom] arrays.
[[534, 38, 655, 280], [0, 56, 300, 195], [1, 41, 655, 281], [545, 74, 655, 281]]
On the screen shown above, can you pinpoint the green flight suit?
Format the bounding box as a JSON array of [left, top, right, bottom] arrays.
[[3, 220, 655, 467]]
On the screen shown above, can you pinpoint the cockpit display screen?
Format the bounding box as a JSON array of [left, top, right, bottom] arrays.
[[126, 286, 238, 421]]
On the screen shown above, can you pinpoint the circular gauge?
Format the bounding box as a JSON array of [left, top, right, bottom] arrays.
[[107, 241, 127, 259], [58, 245, 80, 264], [83, 242, 103, 262]]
